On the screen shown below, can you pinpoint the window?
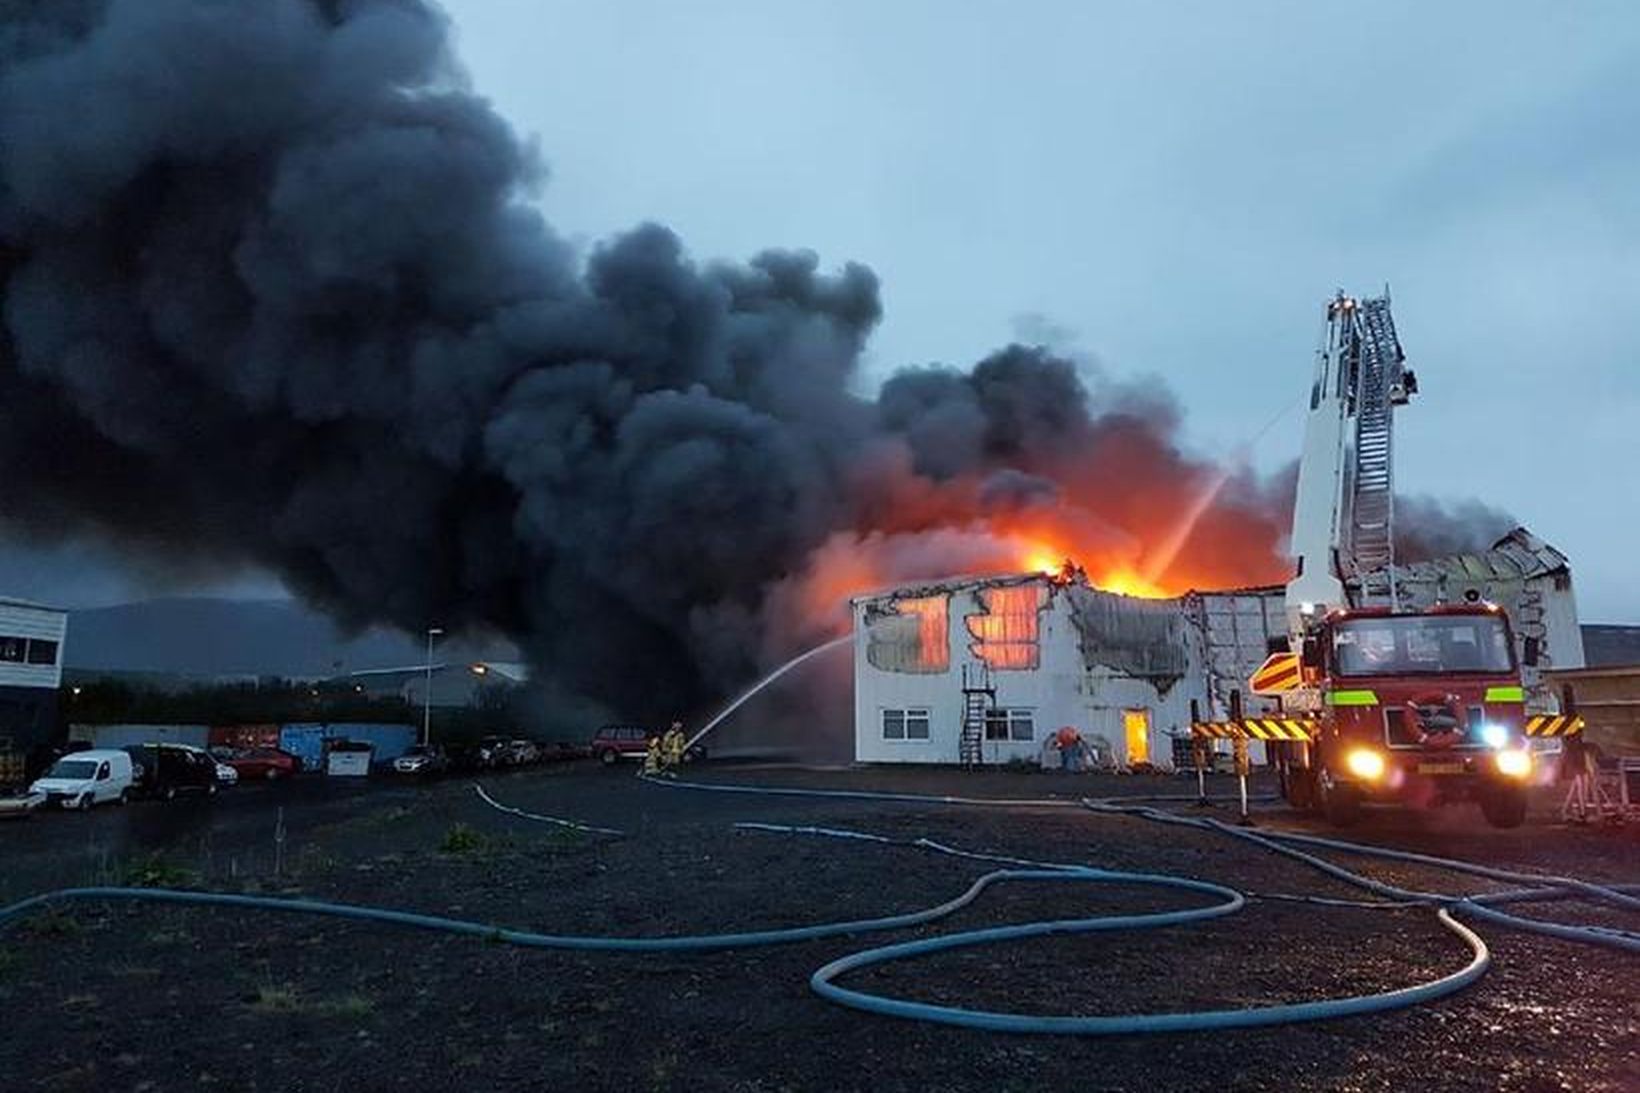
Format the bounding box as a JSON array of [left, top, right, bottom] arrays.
[[881, 708, 931, 741], [866, 597, 950, 674], [0, 637, 22, 663], [966, 585, 1043, 670], [983, 709, 1035, 741], [26, 639, 58, 666], [1332, 615, 1514, 677]]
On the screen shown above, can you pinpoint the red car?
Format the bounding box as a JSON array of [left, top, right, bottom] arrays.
[[589, 725, 652, 765], [216, 747, 302, 781], [588, 724, 706, 766]]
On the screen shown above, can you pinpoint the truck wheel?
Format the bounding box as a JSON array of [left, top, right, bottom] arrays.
[[1286, 765, 1318, 811], [1317, 767, 1362, 827], [599, 749, 618, 767], [1479, 784, 1528, 829]]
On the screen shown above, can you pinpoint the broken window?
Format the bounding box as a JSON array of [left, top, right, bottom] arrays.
[[966, 584, 1043, 670], [865, 596, 950, 673]]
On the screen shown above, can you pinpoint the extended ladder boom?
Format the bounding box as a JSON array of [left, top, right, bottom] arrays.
[[1286, 291, 1416, 631]]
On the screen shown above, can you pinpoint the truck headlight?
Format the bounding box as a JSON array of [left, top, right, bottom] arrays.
[[1479, 723, 1508, 749], [1345, 748, 1386, 781], [1495, 749, 1531, 778]]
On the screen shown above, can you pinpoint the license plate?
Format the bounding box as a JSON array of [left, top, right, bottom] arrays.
[[1418, 762, 1465, 775]]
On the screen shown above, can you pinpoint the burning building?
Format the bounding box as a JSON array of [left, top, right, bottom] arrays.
[[851, 528, 1584, 766]]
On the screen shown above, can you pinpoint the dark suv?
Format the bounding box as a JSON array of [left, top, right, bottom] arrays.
[[124, 744, 219, 801]]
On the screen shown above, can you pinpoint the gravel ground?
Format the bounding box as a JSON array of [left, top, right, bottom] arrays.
[[0, 763, 1635, 1092]]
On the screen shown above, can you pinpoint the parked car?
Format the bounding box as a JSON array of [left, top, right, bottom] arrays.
[[507, 739, 540, 765], [590, 724, 653, 765], [125, 743, 220, 802], [29, 749, 135, 810], [216, 747, 302, 781], [476, 736, 512, 768], [213, 759, 239, 787], [538, 740, 587, 763], [393, 744, 449, 776]]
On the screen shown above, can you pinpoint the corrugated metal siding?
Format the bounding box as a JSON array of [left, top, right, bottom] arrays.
[[0, 602, 68, 690], [1189, 590, 1286, 718]]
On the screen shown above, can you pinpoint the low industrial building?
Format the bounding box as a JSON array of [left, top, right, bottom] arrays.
[[0, 596, 69, 775], [347, 660, 528, 708], [851, 528, 1585, 767]]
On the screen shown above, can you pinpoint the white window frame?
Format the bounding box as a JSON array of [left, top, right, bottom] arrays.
[[881, 707, 931, 742], [983, 708, 1035, 742]]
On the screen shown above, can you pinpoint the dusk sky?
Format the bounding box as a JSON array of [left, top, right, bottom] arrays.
[[4, 1, 1636, 620]]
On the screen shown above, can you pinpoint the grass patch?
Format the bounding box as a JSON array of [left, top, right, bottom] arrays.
[[438, 822, 489, 855], [249, 985, 301, 1014], [123, 854, 199, 889], [248, 984, 375, 1019]]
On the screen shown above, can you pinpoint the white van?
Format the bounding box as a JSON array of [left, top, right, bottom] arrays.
[[30, 749, 135, 810]]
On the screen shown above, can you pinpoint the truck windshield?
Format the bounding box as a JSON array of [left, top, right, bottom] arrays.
[[1332, 614, 1515, 677], [47, 759, 97, 779]]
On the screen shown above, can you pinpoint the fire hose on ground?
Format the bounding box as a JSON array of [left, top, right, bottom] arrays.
[[1, 777, 1634, 1037]]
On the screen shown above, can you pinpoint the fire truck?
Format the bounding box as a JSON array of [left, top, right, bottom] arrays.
[[1244, 292, 1544, 827]]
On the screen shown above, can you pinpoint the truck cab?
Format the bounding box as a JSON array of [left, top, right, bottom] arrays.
[[1288, 603, 1535, 827]]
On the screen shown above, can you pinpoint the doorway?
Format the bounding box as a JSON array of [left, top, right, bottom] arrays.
[[1123, 709, 1151, 765]]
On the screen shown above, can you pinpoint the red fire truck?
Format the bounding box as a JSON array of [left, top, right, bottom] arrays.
[[1208, 292, 1562, 828], [1276, 603, 1535, 827]]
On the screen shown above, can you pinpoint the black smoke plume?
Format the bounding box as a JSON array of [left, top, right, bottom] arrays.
[[0, 1, 1514, 730]]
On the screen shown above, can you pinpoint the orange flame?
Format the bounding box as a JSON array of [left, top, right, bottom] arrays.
[[1009, 538, 1169, 599]]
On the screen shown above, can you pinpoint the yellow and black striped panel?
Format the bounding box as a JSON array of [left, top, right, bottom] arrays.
[[1242, 718, 1315, 742], [1524, 714, 1584, 738], [1190, 720, 1315, 742]]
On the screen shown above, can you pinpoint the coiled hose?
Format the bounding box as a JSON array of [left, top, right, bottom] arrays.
[[2, 776, 1632, 1035]]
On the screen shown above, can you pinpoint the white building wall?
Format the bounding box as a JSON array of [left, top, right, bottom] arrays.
[[853, 578, 1210, 767], [0, 599, 68, 691]]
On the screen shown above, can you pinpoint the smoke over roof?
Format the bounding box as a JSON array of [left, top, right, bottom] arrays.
[[0, 1, 1508, 726]]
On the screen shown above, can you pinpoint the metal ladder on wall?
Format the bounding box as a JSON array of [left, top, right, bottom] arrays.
[[1348, 296, 1405, 606], [959, 663, 993, 769]]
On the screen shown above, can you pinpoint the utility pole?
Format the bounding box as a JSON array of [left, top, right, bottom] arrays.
[[423, 627, 443, 747]]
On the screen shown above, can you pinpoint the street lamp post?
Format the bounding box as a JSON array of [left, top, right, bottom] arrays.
[[423, 627, 444, 747]]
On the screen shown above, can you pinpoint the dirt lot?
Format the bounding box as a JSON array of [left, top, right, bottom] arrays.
[[1, 763, 1635, 1092]]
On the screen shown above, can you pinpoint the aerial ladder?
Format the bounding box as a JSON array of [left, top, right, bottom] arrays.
[[1195, 290, 1568, 828], [1284, 290, 1415, 628]]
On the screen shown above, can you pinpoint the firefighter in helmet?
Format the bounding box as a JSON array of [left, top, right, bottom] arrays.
[[642, 732, 662, 776], [662, 720, 686, 774]]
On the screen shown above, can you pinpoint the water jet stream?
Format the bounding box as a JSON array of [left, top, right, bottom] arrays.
[[683, 633, 853, 754]]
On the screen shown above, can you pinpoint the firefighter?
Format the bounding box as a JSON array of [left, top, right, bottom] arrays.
[[642, 733, 662, 776], [662, 720, 686, 774]]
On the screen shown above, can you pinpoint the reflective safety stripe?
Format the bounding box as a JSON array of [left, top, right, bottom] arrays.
[[1484, 686, 1526, 703], [1190, 720, 1315, 742], [1524, 715, 1584, 738], [1325, 690, 1379, 706]]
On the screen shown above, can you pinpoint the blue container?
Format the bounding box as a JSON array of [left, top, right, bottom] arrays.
[[277, 724, 328, 771], [277, 722, 416, 769]]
